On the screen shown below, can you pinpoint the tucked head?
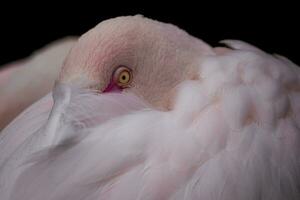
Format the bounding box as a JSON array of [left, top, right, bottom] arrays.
[[59, 15, 213, 109]]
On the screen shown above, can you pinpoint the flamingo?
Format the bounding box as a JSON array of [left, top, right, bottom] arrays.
[[0, 15, 299, 200], [0, 37, 76, 129]]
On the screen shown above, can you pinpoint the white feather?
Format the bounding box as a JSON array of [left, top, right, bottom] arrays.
[[0, 41, 299, 200]]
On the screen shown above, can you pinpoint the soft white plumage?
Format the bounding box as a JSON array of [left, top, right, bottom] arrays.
[[0, 16, 299, 200], [0, 37, 76, 129]]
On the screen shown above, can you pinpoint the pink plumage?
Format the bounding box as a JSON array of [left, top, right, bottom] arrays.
[[0, 16, 299, 200]]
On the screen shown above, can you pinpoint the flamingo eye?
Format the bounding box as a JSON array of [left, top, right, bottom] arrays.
[[113, 66, 132, 88]]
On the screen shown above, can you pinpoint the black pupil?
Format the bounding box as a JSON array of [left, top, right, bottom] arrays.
[[122, 75, 126, 80]]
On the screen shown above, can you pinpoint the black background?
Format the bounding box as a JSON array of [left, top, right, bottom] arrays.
[[0, 3, 299, 67]]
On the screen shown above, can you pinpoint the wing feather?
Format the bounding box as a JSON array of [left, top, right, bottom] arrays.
[[1, 42, 300, 200]]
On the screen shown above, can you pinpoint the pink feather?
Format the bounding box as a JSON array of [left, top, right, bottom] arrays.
[[0, 40, 299, 200]]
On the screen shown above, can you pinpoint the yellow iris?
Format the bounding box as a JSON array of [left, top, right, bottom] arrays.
[[113, 66, 132, 88], [118, 70, 131, 84]]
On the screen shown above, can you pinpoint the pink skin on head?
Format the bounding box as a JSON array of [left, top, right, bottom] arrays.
[[103, 80, 122, 93]]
